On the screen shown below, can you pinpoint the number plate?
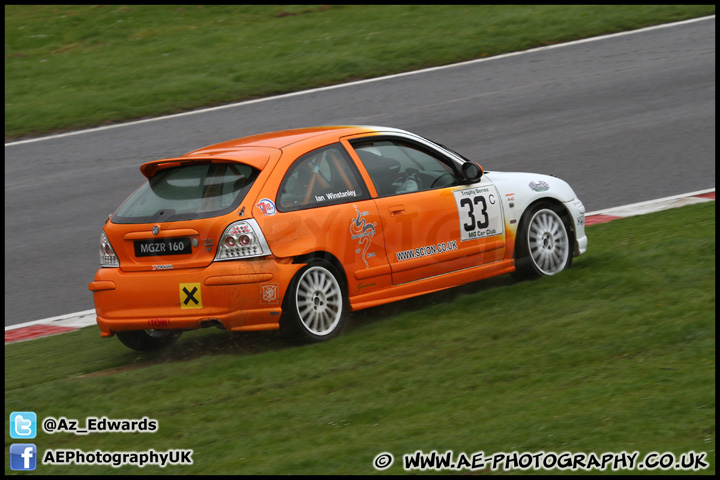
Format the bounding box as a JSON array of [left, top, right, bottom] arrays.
[[134, 237, 192, 257]]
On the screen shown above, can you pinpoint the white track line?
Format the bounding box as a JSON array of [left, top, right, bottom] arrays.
[[5, 309, 97, 331], [585, 188, 716, 217]]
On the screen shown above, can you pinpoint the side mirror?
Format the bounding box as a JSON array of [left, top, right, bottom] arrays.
[[461, 162, 483, 183]]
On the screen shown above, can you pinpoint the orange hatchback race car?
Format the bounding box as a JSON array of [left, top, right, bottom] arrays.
[[89, 126, 587, 351]]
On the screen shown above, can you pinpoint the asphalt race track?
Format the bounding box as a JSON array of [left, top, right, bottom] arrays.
[[4, 17, 715, 327]]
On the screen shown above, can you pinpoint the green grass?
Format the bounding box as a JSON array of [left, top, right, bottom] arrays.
[[5, 202, 715, 474], [4, 5, 715, 139]]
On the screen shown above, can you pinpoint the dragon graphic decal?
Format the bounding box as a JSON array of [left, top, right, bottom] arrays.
[[350, 205, 376, 268]]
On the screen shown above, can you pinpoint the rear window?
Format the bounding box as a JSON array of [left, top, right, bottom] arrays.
[[112, 162, 258, 224]]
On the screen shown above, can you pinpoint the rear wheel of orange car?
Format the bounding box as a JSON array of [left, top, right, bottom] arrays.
[[281, 259, 347, 342], [116, 329, 182, 351], [514, 201, 573, 279]]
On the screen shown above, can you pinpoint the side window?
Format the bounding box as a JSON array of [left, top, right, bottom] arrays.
[[277, 144, 369, 211], [351, 139, 459, 196]]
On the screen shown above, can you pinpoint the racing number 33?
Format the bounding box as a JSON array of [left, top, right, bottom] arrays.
[[461, 195, 489, 230], [453, 186, 504, 241]]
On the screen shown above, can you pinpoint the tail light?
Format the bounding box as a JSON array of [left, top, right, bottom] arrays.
[[99, 231, 119, 267], [215, 219, 272, 261]]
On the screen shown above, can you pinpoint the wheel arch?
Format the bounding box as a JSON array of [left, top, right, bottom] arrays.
[[291, 251, 349, 293]]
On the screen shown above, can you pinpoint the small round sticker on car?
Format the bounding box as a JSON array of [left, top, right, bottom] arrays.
[[256, 198, 276, 216]]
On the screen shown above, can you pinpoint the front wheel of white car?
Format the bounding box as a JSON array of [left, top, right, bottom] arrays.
[[281, 259, 346, 343], [514, 202, 573, 279]]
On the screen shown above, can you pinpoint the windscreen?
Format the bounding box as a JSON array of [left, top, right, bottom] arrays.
[[112, 162, 258, 224]]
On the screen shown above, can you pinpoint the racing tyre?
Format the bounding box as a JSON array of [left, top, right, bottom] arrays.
[[116, 329, 182, 351], [281, 259, 347, 343], [514, 202, 573, 279]]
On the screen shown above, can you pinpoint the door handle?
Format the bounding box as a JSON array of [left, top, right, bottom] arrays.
[[388, 205, 405, 216]]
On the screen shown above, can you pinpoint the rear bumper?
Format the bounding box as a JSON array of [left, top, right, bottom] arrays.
[[89, 258, 302, 337]]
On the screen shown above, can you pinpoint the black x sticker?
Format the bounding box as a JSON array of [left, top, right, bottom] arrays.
[[183, 287, 198, 305]]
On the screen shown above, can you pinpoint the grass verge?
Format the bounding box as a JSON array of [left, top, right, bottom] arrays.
[[4, 5, 715, 139], [4, 202, 715, 474]]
